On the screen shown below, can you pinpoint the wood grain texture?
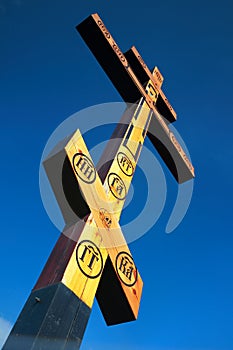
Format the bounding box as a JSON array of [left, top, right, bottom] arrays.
[[64, 129, 143, 317], [3, 283, 91, 350], [124, 46, 176, 123], [77, 13, 194, 183]]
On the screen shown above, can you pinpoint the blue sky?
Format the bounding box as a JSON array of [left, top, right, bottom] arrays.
[[1, 0, 233, 349]]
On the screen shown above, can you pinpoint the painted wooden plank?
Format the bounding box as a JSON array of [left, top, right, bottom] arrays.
[[63, 129, 143, 320], [124, 46, 176, 123], [77, 13, 194, 183], [2, 283, 90, 350]]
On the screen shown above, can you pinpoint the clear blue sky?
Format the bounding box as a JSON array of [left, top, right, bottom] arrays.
[[1, 0, 233, 349]]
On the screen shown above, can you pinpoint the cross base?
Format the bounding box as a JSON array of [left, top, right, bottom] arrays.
[[3, 283, 90, 350]]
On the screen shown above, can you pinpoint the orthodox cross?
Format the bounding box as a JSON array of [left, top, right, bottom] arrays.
[[3, 13, 194, 350]]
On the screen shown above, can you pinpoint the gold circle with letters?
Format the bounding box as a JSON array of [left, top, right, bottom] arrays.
[[115, 251, 137, 286], [107, 173, 127, 200], [117, 152, 134, 176], [76, 240, 103, 279], [72, 153, 96, 184]]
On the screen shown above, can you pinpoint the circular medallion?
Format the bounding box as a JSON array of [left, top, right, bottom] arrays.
[[117, 152, 134, 176], [72, 153, 96, 184], [115, 251, 137, 286], [76, 240, 103, 279], [107, 173, 127, 200]]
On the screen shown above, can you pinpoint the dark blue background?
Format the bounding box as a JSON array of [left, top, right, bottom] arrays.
[[0, 1, 233, 349]]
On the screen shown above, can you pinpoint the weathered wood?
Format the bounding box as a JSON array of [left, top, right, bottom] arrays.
[[43, 133, 90, 227], [3, 283, 91, 350], [124, 46, 176, 123], [64, 129, 143, 322], [76, 13, 194, 183], [4, 13, 195, 350]]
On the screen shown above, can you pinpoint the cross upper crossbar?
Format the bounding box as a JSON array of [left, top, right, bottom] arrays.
[[77, 13, 195, 183]]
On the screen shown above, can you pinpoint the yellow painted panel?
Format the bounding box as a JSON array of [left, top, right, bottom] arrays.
[[62, 80, 159, 314], [62, 220, 108, 308], [64, 129, 144, 314]]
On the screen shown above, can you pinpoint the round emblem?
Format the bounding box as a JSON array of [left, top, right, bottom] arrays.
[[107, 173, 127, 200], [76, 240, 103, 279], [115, 251, 137, 286], [117, 152, 134, 176], [72, 153, 96, 184]]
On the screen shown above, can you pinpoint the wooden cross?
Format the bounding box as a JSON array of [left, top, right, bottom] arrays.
[[77, 14, 194, 184], [3, 13, 194, 350]]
